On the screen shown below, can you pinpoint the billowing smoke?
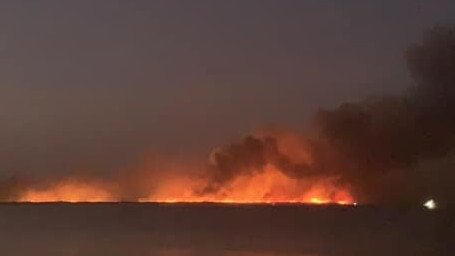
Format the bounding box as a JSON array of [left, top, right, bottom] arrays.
[[203, 135, 315, 193], [199, 27, 455, 205], [314, 27, 455, 204], [2, 27, 455, 205]]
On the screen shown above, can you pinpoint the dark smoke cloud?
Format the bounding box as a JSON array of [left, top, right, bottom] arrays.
[[203, 136, 315, 193], [314, 27, 455, 204], [203, 27, 455, 205]]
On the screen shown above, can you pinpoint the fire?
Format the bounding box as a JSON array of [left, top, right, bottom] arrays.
[[15, 167, 355, 205], [14, 175, 356, 206], [14, 130, 357, 205], [143, 164, 355, 205], [18, 179, 114, 203]]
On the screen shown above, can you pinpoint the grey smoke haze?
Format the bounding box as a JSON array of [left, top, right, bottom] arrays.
[[3, 26, 455, 204], [0, 0, 455, 205], [1, 1, 455, 180]]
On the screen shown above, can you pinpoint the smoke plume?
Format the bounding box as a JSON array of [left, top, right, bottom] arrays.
[[2, 27, 455, 205], [199, 27, 455, 205]]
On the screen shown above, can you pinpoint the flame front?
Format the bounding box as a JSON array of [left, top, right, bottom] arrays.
[[16, 167, 355, 205], [14, 130, 356, 205], [143, 165, 355, 205], [18, 179, 114, 203]]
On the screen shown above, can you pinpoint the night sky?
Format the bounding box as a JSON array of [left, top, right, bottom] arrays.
[[1, 1, 455, 176]]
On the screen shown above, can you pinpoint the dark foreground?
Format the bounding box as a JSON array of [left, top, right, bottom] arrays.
[[0, 203, 452, 256]]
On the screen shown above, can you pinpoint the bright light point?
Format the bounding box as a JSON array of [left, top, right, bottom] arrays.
[[423, 199, 436, 210], [310, 197, 328, 204], [353, 202, 357, 206]]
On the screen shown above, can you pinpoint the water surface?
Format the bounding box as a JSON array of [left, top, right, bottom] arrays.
[[0, 203, 451, 256]]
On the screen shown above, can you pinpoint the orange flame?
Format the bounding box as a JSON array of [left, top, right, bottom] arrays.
[[15, 129, 357, 205], [142, 165, 355, 205], [18, 179, 114, 203], [16, 167, 355, 205]]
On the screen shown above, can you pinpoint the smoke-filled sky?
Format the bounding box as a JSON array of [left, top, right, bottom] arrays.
[[1, 0, 455, 177]]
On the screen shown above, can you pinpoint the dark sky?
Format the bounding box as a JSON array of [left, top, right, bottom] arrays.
[[1, 0, 455, 175]]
